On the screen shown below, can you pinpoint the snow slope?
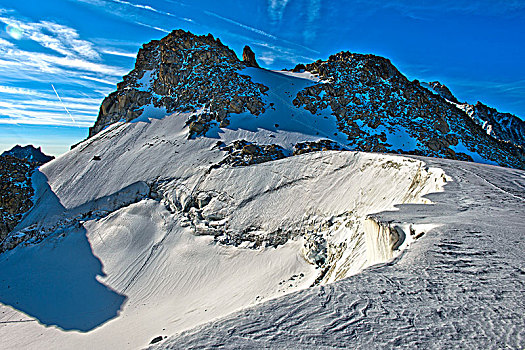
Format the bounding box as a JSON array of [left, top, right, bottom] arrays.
[[0, 79, 446, 348], [153, 158, 525, 349], [0, 67, 523, 349]]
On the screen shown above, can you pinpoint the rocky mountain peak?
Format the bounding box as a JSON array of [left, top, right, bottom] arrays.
[[292, 51, 524, 168], [242, 45, 259, 68], [458, 101, 525, 148], [1, 145, 54, 165], [87, 29, 524, 169], [89, 30, 267, 137], [426, 81, 460, 103]]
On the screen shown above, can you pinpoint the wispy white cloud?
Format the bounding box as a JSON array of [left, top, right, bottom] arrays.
[[101, 49, 137, 58], [80, 75, 117, 85], [204, 11, 277, 40], [110, 0, 194, 23], [134, 21, 170, 33], [0, 46, 127, 76], [72, 0, 195, 34], [258, 53, 276, 65], [0, 38, 14, 47], [0, 16, 100, 59], [204, 10, 319, 56], [0, 85, 103, 104], [252, 41, 317, 63], [0, 100, 97, 127], [303, 0, 321, 43], [0, 11, 125, 127], [268, 0, 291, 22]]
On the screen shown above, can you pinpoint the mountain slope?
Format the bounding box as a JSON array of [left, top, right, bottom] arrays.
[[86, 30, 524, 169], [1, 30, 524, 349], [0, 112, 447, 348], [155, 157, 525, 350]]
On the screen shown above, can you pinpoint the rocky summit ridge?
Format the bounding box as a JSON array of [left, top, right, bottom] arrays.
[[89, 30, 267, 138], [89, 29, 525, 170]]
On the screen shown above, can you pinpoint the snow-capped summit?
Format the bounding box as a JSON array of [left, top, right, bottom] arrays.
[[1, 30, 524, 349], [88, 29, 524, 169]]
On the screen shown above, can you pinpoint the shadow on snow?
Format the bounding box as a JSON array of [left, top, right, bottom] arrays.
[[0, 170, 126, 332]]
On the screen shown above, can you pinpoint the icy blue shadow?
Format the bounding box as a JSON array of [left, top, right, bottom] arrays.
[[0, 171, 126, 332]]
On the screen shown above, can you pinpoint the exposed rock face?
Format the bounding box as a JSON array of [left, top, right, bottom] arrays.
[[242, 45, 259, 68], [293, 140, 346, 155], [218, 140, 287, 167], [0, 145, 54, 241], [0, 155, 36, 241], [291, 51, 525, 169], [89, 30, 268, 137], [426, 81, 459, 103], [1, 145, 54, 164], [292, 64, 307, 72], [87, 30, 524, 169], [423, 82, 525, 148], [455, 101, 525, 148]]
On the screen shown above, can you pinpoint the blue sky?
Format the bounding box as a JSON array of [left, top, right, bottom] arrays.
[[1, 0, 524, 156]]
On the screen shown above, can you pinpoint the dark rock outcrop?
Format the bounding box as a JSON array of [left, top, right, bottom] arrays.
[[293, 140, 346, 155], [292, 64, 306, 72], [0, 155, 36, 241], [218, 140, 287, 167], [427, 81, 459, 103], [242, 45, 259, 68], [2, 145, 54, 164], [291, 51, 525, 169], [89, 30, 268, 137], [0, 145, 54, 240]]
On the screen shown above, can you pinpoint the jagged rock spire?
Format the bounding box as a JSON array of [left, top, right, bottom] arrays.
[[242, 45, 259, 68]]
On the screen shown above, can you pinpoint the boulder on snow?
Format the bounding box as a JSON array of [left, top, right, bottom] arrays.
[[150, 335, 165, 344]]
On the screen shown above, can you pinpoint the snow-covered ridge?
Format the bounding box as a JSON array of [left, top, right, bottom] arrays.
[[88, 30, 524, 169], [1, 104, 447, 348], [1, 29, 524, 350], [154, 158, 525, 350], [422, 81, 525, 149]]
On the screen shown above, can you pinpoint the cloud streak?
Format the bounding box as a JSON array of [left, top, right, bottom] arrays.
[[268, 0, 291, 22], [101, 49, 137, 58], [0, 16, 100, 59], [205, 11, 277, 40], [52, 84, 78, 126], [0, 10, 125, 127]]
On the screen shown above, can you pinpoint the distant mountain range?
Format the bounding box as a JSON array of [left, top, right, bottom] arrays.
[[1, 145, 54, 164]]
